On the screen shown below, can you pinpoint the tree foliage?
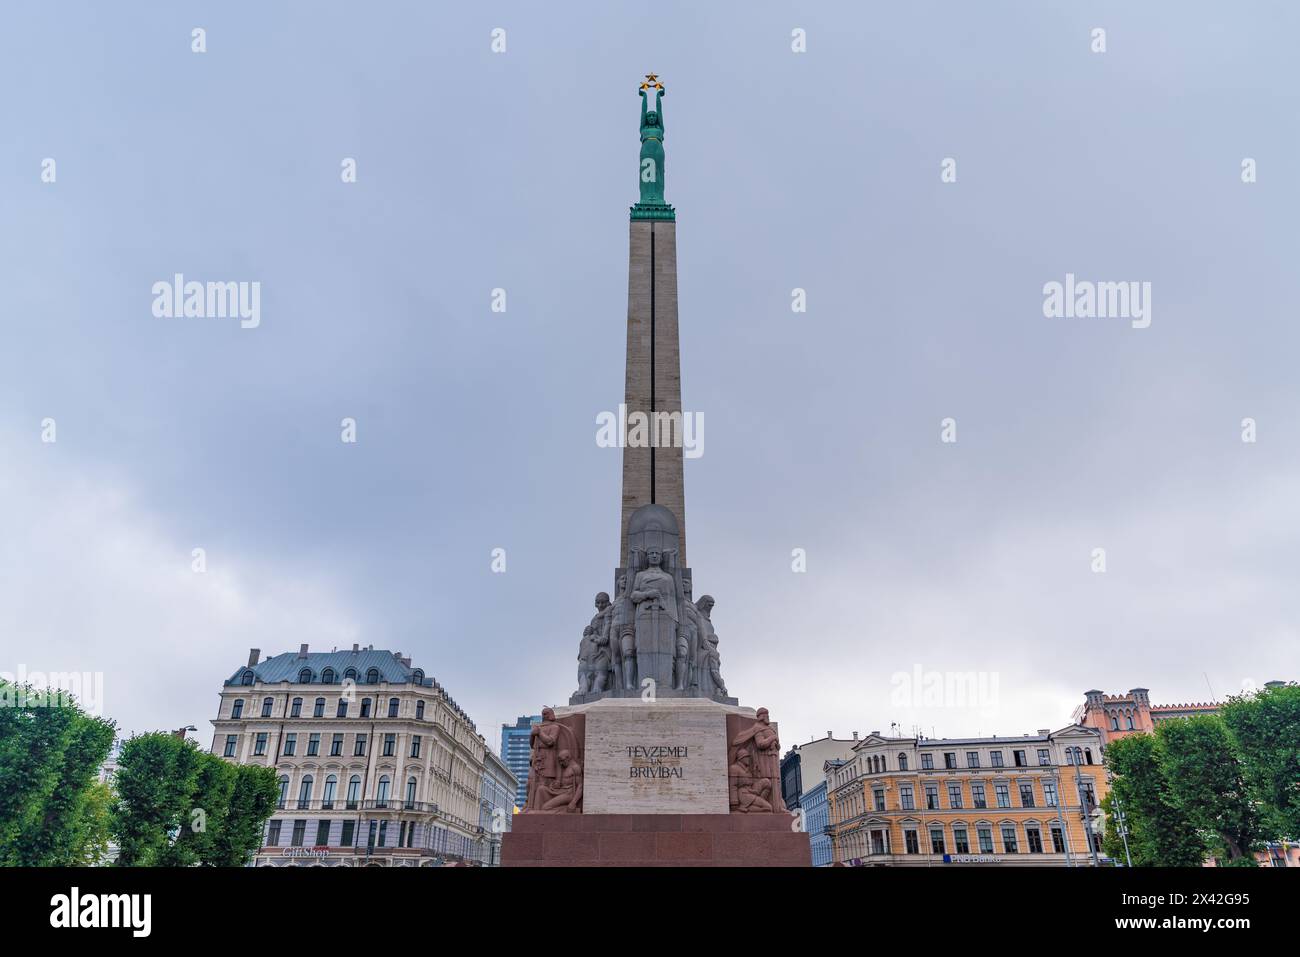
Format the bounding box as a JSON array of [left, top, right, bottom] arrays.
[[1221, 683, 1300, 842], [1102, 732, 1204, 866], [0, 680, 117, 866]]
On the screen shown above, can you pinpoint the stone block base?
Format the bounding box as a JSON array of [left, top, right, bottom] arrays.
[[501, 813, 811, 867]]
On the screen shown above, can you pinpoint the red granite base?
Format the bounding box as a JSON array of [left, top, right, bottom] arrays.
[[501, 813, 812, 867]]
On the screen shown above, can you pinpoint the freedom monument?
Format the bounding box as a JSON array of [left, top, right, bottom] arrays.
[[501, 77, 811, 866]]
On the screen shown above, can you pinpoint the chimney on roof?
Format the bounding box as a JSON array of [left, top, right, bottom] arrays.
[[826, 731, 832, 739], [352, 643, 359, 653], [298, 644, 309, 658], [247, 648, 260, 667], [852, 731, 859, 740]]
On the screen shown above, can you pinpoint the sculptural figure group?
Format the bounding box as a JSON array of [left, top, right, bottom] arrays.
[[575, 567, 728, 700], [727, 708, 784, 814], [523, 707, 584, 814]]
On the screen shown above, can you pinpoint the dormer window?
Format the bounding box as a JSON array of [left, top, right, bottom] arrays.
[[299, 668, 313, 684], [412, 669, 425, 685], [344, 668, 358, 682], [366, 668, 380, 684], [321, 668, 336, 685], [240, 671, 255, 686]]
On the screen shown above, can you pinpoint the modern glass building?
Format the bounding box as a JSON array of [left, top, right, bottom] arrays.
[[501, 715, 540, 808]]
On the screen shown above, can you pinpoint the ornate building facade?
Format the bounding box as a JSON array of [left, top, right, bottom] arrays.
[[211, 645, 489, 866], [826, 726, 1108, 867], [1072, 687, 1222, 746]]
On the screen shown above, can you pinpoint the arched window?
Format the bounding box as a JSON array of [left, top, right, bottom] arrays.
[[313, 697, 326, 718], [377, 775, 391, 807], [321, 668, 336, 685], [323, 774, 337, 809], [416, 701, 425, 720], [240, 670, 255, 686], [406, 776, 417, 808], [1110, 715, 1119, 731], [298, 668, 313, 683], [1084, 748, 1094, 765], [388, 697, 400, 718], [290, 697, 302, 717], [1125, 714, 1134, 730], [898, 753, 908, 771], [336, 698, 348, 718], [344, 668, 358, 682], [231, 699, 244, 719], [366, 668, 380, 684], [261, 697, 274, 717], [277, 775, 289, 807], [412, 669, 425, 685], [346, 775, 361, 809], [298, 775, 313, 809]]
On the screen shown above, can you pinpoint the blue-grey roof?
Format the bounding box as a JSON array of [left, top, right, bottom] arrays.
[[226, 649, 427, 688]]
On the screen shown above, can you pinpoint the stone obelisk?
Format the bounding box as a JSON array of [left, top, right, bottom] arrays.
[[620, 73, 687, 566]]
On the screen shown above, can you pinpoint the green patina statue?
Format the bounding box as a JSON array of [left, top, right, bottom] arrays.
[[631, 74, 675, 221]]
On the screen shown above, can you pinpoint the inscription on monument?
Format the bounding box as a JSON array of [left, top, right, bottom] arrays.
[[628, 744, 688, 778]]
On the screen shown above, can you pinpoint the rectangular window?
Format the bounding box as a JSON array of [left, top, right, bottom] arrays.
[[291, 820, 306, 847], [307, 733, 320, 756], [1050, 825, 1066, 854], [383, 733, 396, 757], [330, 733, 343, 757], [283, 733, 296, 756], [267, 820, 282, 845], [904, 830, 919, 854], [360, 698, 372, 718], [966, 751, 980, 768], [972, 782, 987, 809], [261, 699, 273, 717], [1082, 782, 1096, 809], [1027, 826, 1044, 853], [224, 735, 237, 757], [411, 735, 422, 758], [1001, 825, 1019, 853], [943, 752, 957, 769], [336, 699, 348, 718], [290, 698, 302, 718], [990, 751, 1004, 768], [953, 827, 970, 854], [315, 820, 331, 847], [870, 830, 885, 855], [900, 785, 914, 810], [378, 821, 388, 847], [231, 700, 243, 719], [340, 821, 355, 847], [929, 827, 945, 854], [388, 699, 400, 718], [399, 821, 408, 849], [1037, 748, 1051, 766], [995, 784, 1010, 808], [920, 754, 934, 770], [1044, 781, 1058, 806], [947, 783, 963, 809], [1019, 783, 1036, 808], [977, 826, 994, 853], [254, 732, 268, 756], [313, 699, 325, 718], [925, 784, 939, 810], [873, 789, 885, 812], [354, 734, 367, 756]]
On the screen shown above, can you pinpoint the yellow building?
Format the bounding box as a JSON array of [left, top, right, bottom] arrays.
[[827, 726, 1108, 866]]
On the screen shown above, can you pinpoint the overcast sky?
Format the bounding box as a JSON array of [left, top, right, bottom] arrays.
[[2, 2, 1297, 753]]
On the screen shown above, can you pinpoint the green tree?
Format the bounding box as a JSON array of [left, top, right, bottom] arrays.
[[0, 681, 116, 866], [111, 733, 201, 866], [1221, 683, 1300, 842], [1157, 716, 1261, 864], [156, 750, 235, 867], [209, 763, 279, 866], [76, 781, 115, 865], [1101, 733, 1204, 866]]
